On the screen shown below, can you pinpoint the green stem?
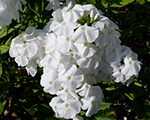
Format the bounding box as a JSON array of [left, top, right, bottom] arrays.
[[27, 3, 40, 18]]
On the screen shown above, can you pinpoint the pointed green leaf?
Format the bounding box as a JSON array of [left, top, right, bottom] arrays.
[[0, 100, 7, 115], [125, 12, 136, 22], [111, 0, 135, 7], [0, 45, 10, 54], [100, 101, 112, 110], [138, 0, 146, 5]]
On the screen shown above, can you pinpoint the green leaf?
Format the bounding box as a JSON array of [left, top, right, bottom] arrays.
[[41, 0, 45, 12], [138, 0, 146, 5], [118, 84, 145, 101], [22, 103, 54, 120], [111, 0, 135, 7], [124, 93, 135, 101], [0, 81, 11, 96], [134, 81, 142, 87], [100, 101, 112, 110], [87, 0, 96, 4], [125, 12, 136, 22], [80, 111, 86, 115], [105, 85, 118, 91], [133, 47, 150, 56], [4, 36, 13, 46], [0, 45, 10, 54], [121, 26, 139, 39], [14, 23, 22, 29], [0, 100, 7, 115], [101, 0, 108, 8], [7, 28, 15, 34], [0, 27, 8, 38]]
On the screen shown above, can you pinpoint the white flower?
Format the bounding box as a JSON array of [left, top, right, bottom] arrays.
[[23, 26, 46, 42], [94, 62, 110, 82], [72, 24, 99, 44], [57, 88, 79, 101], [25, 60, 37, 77], [56, 36, 77, 52], [66, 0, 76, 5], [121, 45, 132, 57], [9, 35, 38, 66], [92, 21, 110, 49], [106, 40, 122, 63], [40, 69, 62, 94], [57, 98, 81, 119], [111, 64, 130, 83], [52, 20, 76, 38], [81, 4, 101, 19], [122, 55, 141, 76], [84, 75, 97, 85], [77, 50, 102, 74], [64, 6, 81, 23], [44, 33, 57, 54], [76, 83, 103, 99], [81, 96, 103, 117], [0, 0, 25, 29], [49, 96, 63, 118], [57, 64, 84, 90], [100, 16, 119, 30], [45, 0, 62, 10], [73, 114, 83, 120], [48, 50, 65, 70], [74, 42, 97, 58]]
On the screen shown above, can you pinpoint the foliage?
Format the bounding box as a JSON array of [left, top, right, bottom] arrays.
[[0, 0, 150, 119]]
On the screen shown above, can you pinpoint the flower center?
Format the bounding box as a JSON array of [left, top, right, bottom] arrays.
[[65, 103, 69, 108], [99, 70, 102, 74], [44, 43, 47, 47], [92, 100, 95, 105], [70, 53, 74, 58], [112, 48, 115, 52], [34, 34, 38, 37], [81, 27, 86, 31], [62, 22, 66, 26], [60, 19, 63, 22], [69, 9, 73, 13], [23, 44, 27, 48], [59, 60, 62, 64], [119, 69, 122, 73], [54, 106, 57, 110], [66, 37, 70, 41], [49, 81, 53, 85], [84, 42, 88, 47], [129, 61, 132, 65], [86, 85, 90, 89], [65, 89, 69, 93], [12, 47, 15, 50], [100, 31, 104, 35], [67, 76, 72, 81]]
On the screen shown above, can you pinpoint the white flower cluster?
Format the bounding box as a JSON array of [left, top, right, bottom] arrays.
[[9, 1, 141, 120], [0, 0, 26, 29]]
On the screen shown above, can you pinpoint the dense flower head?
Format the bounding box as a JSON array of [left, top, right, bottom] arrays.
[[9, 0, 141, 119]]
